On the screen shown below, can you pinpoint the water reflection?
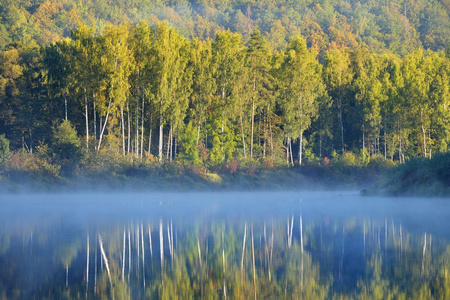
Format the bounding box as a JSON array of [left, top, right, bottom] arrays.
[[0, 193, 449, 299]]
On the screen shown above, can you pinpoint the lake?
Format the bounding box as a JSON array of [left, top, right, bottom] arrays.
[[0, 191, 449, 299]]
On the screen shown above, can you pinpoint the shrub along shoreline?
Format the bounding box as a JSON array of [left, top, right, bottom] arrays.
[[1, 130, 448, 196], [0, 153, 388, 193]]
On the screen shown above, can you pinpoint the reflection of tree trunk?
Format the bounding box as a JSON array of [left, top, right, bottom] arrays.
[[222, 227, 227, 300], [128, 229, 131, 282], [269, 221, 273, 282], [300, 215, 303, 291], [197, 237, 202, 268], [86, 235, 89, 295], [141, 223, 145, 290], [94, 237, 97, 293], [385, 220, 388, 253], [66, 264, 68, 289], [287, 216, 294, 248], [160, 220, 164, 275], [340, 227, 344, 283], [251, 225, 257, 300], [122, 230, 126, 281], [137, 225, 140, 281], [98, 235, 112, 287], [148, 225, 153, 259], [422, 233, 427, 276], [241, 223, 247, 272], [363, 222, 366, 260]]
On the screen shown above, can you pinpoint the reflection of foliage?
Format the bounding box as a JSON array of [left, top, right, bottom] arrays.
[[0, 233, 10, 255], [1, 218, 449, 299]]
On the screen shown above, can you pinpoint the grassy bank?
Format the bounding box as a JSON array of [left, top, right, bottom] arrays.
[[2, 149, 448, 196], [0, 155, 384, 193]]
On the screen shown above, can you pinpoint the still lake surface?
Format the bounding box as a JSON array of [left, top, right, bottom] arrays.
[[0, 191, 449, 299]]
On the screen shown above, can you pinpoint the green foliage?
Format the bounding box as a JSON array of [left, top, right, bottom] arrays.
[[0, 17, 448, 190], [381, 152, 450, 196], [179, 121, 201, 165], [51, 120, 81, 174], [0, 134, 10, 167], [9, 149, 60, 179]]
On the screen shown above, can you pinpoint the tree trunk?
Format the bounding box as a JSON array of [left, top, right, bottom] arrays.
[[159, 113, 163, 162], [121, 106, 125, 155], [428, 129, 432, 159], [298, 129, 303, 166], [136, 90, 139, 157], [98, 99, 112, 151], [141, 89, 145, 159], [422, 123, 427, 158], [64, 90, 68, 121], [93, 93, 97, 144], [240, 114, 246, 158], [85, 89, 89, 151], [289, 138, 294, 166], [286, 136, 289, 164], [384, 125, 387, 160], [148, 114, 152, 156], [250, 98, 255, 159], [127, 99, 131, 154], [338, 96, 344, 153], [166, 125, 172, 160]]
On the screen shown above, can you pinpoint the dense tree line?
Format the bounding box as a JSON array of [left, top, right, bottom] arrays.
[[0, 22, 449, 172], [1, 0, 449, 55]]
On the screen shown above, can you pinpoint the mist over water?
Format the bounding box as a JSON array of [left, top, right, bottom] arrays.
[[1, 191, 449, 298]]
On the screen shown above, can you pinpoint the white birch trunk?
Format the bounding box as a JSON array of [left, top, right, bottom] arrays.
[[85, 89, 89, 151], [97, 98, 112, 151], [159, 119, 163, 162], [141, 92, 145, 158], [121, 106, 125, 155]]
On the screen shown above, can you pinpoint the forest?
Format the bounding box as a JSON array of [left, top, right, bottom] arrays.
[[0, 0, 449, 187]]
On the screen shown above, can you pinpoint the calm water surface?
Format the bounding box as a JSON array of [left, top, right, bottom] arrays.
[[0, 191, 449, 299]]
